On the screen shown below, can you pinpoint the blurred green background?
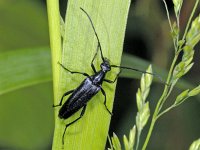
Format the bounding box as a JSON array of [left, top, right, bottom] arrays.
[[0, 0, 200, 150]]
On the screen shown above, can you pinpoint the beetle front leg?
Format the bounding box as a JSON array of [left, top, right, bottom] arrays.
[[90, 43, 100, 73], [53, 90, 74, 107], [62, 105, 87, 145], [58, 62, 90, 77], [100, 88, 112, 115], [104, 70, 121, 83]]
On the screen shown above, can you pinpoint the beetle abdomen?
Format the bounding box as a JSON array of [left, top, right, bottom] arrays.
[[59, 78, 101, 119]]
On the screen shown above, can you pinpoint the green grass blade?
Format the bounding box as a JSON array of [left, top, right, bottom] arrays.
[[52, 0, 131, 149], [46, 0, 62, 103], [0, 1, 48, 51], [0, 47, 51, 95], [0, 48, 195, 96]]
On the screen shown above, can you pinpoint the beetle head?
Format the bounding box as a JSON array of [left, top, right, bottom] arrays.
[[101, 58, 111, 72]]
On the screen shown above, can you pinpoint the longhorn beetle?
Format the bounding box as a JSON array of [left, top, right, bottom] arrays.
[[54, 7, 165, 145]]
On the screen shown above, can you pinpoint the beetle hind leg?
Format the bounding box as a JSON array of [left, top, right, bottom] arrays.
[[62, 105, 87, 145]]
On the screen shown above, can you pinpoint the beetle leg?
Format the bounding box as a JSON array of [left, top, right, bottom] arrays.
[[100, 88, 112, 115], [91, 43, 99, 73], [58, 62, 90, 77], [53, 90, 74, 107], [104, 70, 121, 83], [62, 105, 87, 145]]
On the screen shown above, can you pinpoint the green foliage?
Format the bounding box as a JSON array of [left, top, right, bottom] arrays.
[[109, 1, 200, 150], [0, 47, 51, 95], [189, 85, 200, 96], [189, 139, 200, 150], [174, 85, 200, 106], [109, 126, 136, 150], [0, 1, 53, 149], [186, 15, 200, 47], [109, 66, 152, 150], [0, 47, 196, 97], [110, 133, 122, 150], [142, 0, 200, 149], [48, 0, 131, 149], [172, 14, 200, 86], [173, 0, 183, 17], [174, 89, 190, 106], [135, 66, 152, 149], [123, 126, 136, 150], [1, 0, 199, 149], [136, 102, 150, 133]]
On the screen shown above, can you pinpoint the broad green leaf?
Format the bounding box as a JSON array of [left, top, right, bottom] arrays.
[[0, 48, 197, 97], [0, 47, 51, 95], [0, 1, 51, 149], [50, 0, 131, 149], [0, 83, 54, 149], [0, 0, 48, 51], [1, 47, 198, 98]]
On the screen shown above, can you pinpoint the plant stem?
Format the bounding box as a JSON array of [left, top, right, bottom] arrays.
[[162, 0, 177, 50], [162, 0, 173, 32], [158, 53, 179, 110], [141, 117, 156, 150], [156, 104, 176, 119], [46, 0, 61, 101], [46, 0, 62, 150], [135, 131, 141, 150], [141, 54, 179, 150], [182, 0, 200, 41]]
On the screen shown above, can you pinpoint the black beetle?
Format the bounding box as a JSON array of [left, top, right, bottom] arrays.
[[54, 7, 161, 145]]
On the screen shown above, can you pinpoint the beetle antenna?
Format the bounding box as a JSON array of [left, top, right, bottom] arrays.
[[80, 7, 105, 62], [111, 65, 169, 86]]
